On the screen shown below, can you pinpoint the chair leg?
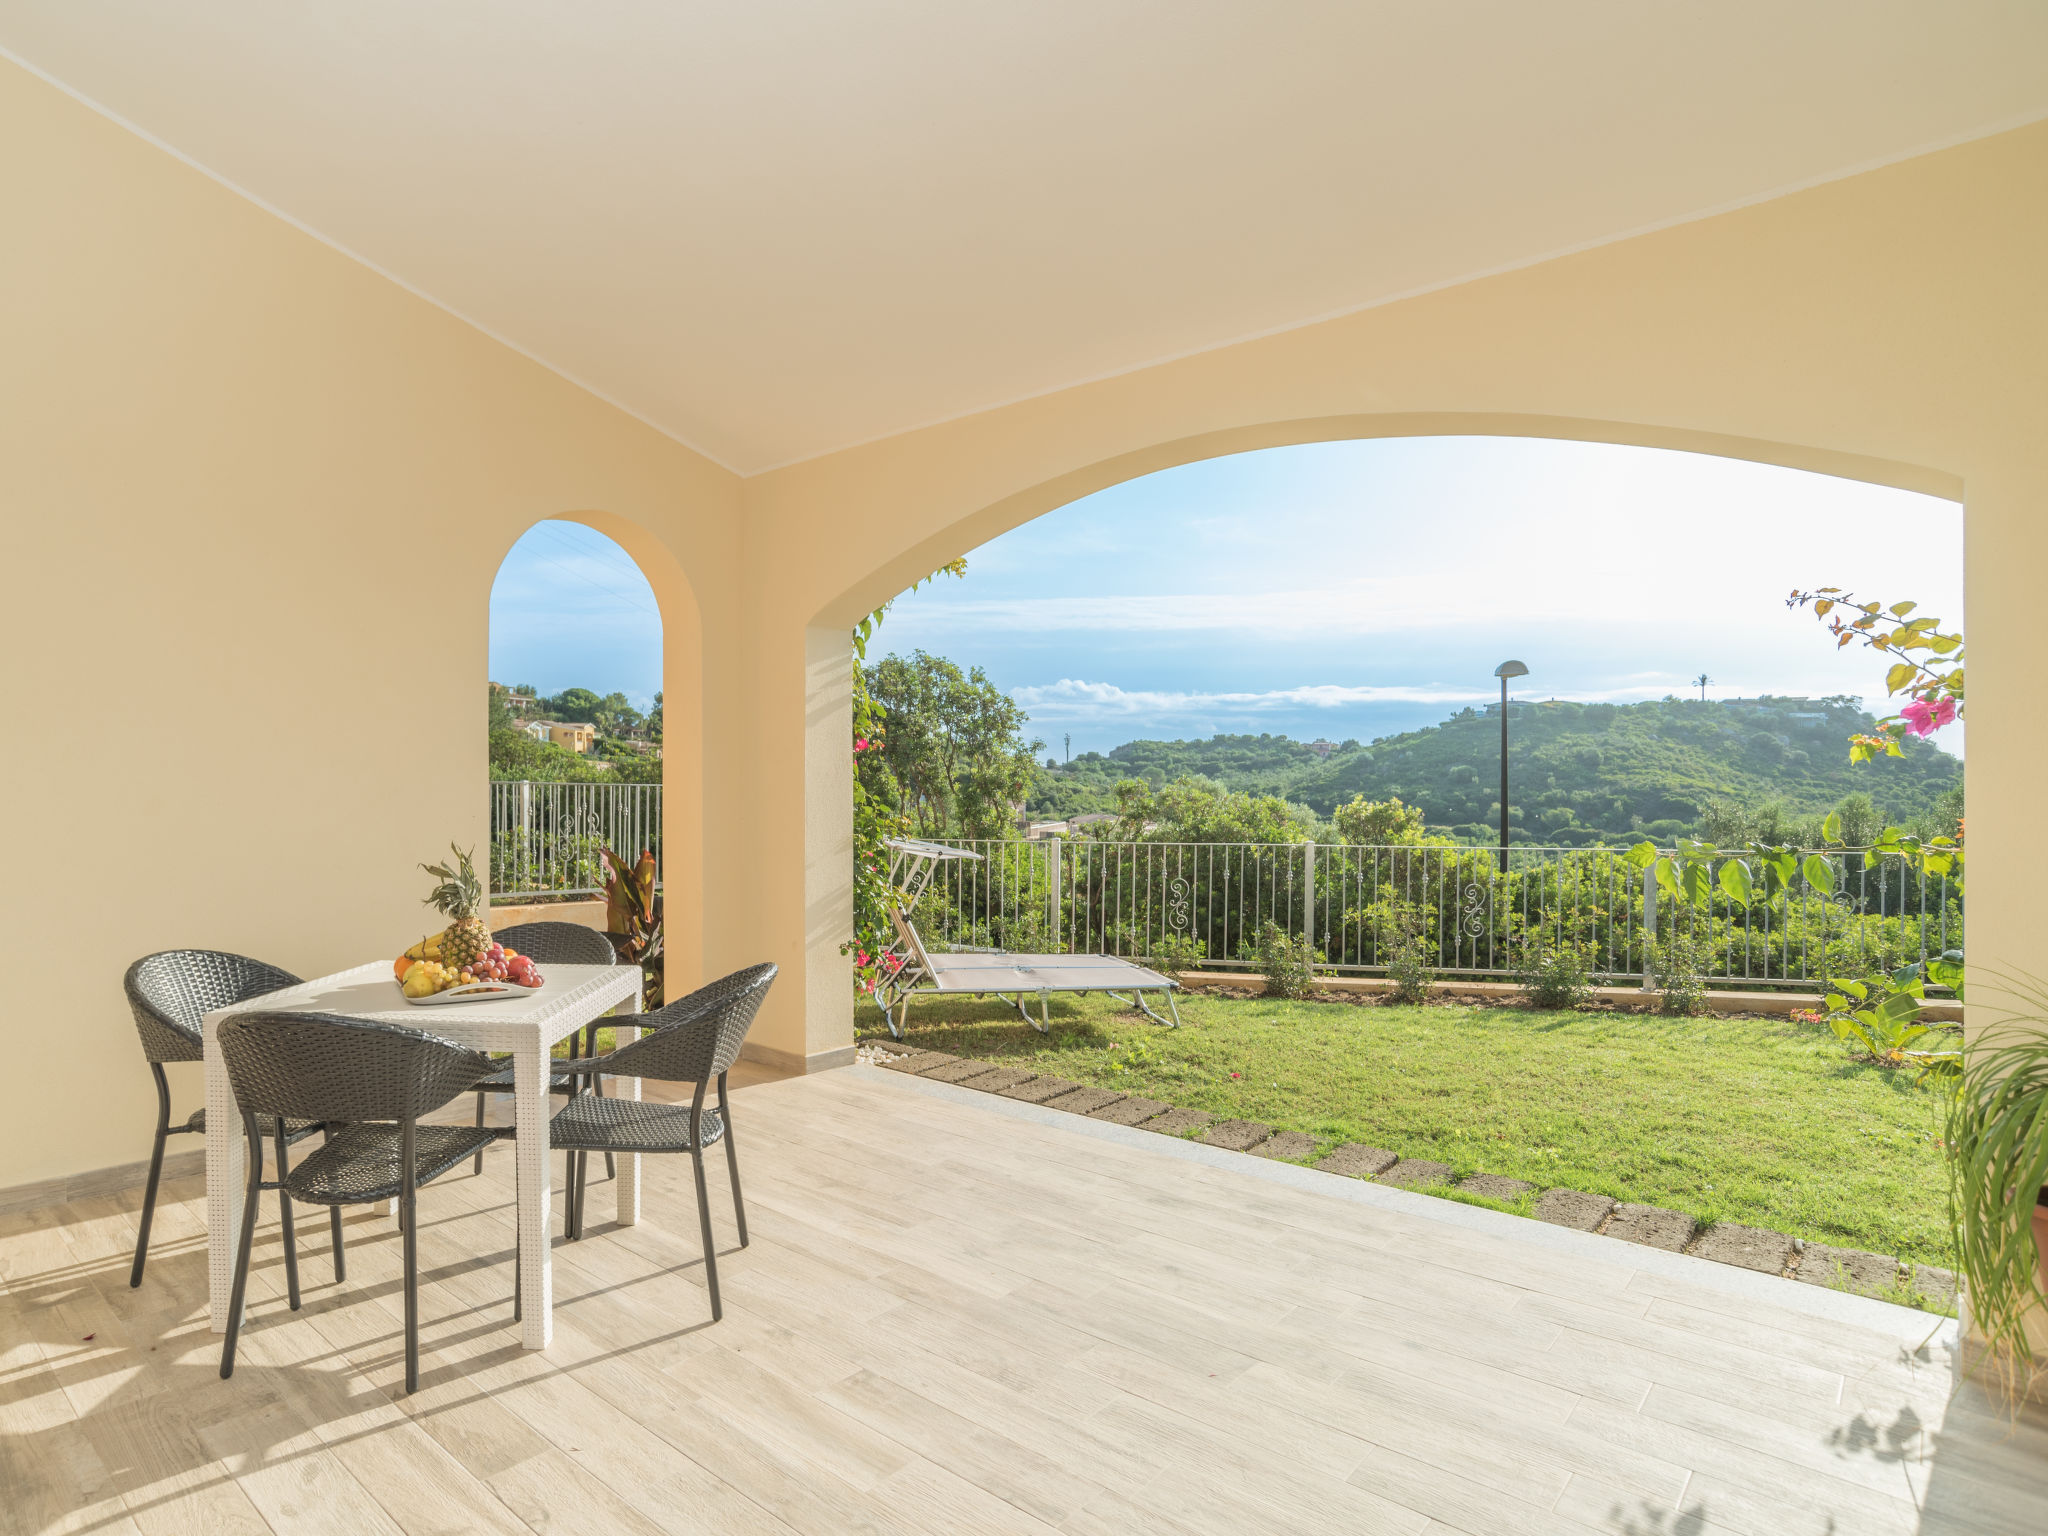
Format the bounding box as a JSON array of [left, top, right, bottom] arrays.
[[401, 1120, 419, 1395], [275, 1120, 301, 1311], [220, 1117, 263, 1380], [580, 1027, 616, 1183], [324, 1126, 346, 1282], [689, 1144, 721, 1322], [473, 1091, 488, 1176], [717, 1074, 747, 1249], [513, 1198, 522, 1323], [570, 1148, 589, 1241], [130, 1065, 172, 1288]]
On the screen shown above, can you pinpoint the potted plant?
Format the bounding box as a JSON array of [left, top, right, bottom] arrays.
[[1947, 1005, 2048, 1404], [602, 846, 664, 1009]]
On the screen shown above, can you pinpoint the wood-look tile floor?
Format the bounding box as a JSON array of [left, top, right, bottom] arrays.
[[3, 1063, 2043, 1536]]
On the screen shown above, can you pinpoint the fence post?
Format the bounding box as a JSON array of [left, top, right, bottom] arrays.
[[1303, 841, 1316, 949], [1047, 837, 1062, 950], [1640, 856, 1658, 991]]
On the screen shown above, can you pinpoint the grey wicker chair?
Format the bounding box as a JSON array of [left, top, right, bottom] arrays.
[[551, 962, 776, 1322], [215, 1011, 512, 1394], [123, 950, 336, 1295], [467, 922, 621, 1175]]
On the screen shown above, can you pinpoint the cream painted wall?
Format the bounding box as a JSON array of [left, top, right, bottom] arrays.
[[741, 120, 2048, 1076], [0, 60, 744, 1186]]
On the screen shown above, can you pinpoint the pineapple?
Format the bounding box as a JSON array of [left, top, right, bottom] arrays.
[[420, 844, 489, 970]]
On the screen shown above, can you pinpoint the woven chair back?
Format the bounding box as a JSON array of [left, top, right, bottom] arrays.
[[218, 1012, 497, 1125], [491, 922, 617, 966], [124, 950, 304, 1065], [598, 963, 777, 1084]]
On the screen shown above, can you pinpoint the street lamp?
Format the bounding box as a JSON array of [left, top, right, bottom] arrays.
[[1494, 660, 1529, 873]]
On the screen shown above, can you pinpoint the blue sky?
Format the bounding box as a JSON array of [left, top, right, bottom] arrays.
[[490, 437, 1963, 758], [489, 518, 663, 709]]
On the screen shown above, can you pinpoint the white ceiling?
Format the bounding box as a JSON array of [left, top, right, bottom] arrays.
[[6, 3, 2047, 473]]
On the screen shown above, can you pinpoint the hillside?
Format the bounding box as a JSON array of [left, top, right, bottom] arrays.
[[1027, 696, 1961, 845]]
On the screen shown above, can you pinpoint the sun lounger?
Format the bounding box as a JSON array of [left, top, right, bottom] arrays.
[[872, 838, 1181, 1038]]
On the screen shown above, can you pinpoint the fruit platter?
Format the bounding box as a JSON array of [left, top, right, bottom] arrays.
[[393, 846, 546, 1005]]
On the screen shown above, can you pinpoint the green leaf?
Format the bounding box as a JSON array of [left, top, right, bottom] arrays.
[[1885, 662, 1918, 694], [1890, 601, 1917, 617], [1717, 860, 1753, 903], [1926, 958, 1966, 1001], [1625, 841, 1658, 871], [1802, 855, 1836, 895], [1679, 861, 1711, 905], [1652, 858, 1682, 901], [1820, 811, 1842, 844], [1834, 979, 1869, 1001]]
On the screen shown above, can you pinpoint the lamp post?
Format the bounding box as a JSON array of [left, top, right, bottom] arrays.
[[1494, 660, 1529, 874]]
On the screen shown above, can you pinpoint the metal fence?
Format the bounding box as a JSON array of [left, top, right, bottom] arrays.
[[488, 780, 662, 899], [917, 839, 1962, 990]]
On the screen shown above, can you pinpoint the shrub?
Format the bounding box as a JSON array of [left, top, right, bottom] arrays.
[[1145, 932, 1208, 981], [1242, 919, 1323, 1000], [1652, 933, 1711, 1016], [1384, 934, 1437, 1004], [1516, 937, 1598, 1011], [1368, 899, 1436, 1004]]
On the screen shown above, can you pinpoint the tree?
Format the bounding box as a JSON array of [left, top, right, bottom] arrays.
[[1333, 794, 1428, 846], [487, 684, 515, 734], [648, 690, 663, 743], [549, 686, 605, 723], [590, 692, 641, 736], [1111, 775, 1316, 844], [863, 649, 1040, 838], [846, 560, 968, 992]]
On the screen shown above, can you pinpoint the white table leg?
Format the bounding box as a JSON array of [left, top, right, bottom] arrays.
[[514, 1039, 552, 1349], [204, 1020, 242, 1332], [615, 988, 642, 1227]]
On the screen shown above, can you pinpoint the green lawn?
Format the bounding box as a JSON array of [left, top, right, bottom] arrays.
[[857, 991, 1954, 1267]]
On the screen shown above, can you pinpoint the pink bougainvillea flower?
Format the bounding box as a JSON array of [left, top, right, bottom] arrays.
[[1229, 1071, 1242, 1079], [1899, 697, 1957, 736]]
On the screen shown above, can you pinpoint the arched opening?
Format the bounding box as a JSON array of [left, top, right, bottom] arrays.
[[485, 515, 700, 992], [840, 432, 1964, 1296]]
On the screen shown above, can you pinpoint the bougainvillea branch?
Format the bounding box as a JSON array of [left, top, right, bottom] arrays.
[[1787, 589, 1963, 762]]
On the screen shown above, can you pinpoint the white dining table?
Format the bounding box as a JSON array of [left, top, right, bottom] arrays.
[[202, 959, 643, 1350]]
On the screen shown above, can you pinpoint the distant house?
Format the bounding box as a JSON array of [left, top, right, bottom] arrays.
[[1023, 821, 1068, 840], [518, 720, 550, 744], [1068, 812, 1117, 833], [546, 722, 597, 753], [1308, 738, 1335, 759]]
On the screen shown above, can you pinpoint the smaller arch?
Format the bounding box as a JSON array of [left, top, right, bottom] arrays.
[[488, 510, 705, 994]]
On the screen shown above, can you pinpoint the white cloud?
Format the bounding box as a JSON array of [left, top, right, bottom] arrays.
[[892, 584, 1626, 637], [1009, 677, 1712, 720]]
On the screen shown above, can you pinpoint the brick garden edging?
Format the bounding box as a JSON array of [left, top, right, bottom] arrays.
[[870, 1046, 1956, 1311]]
